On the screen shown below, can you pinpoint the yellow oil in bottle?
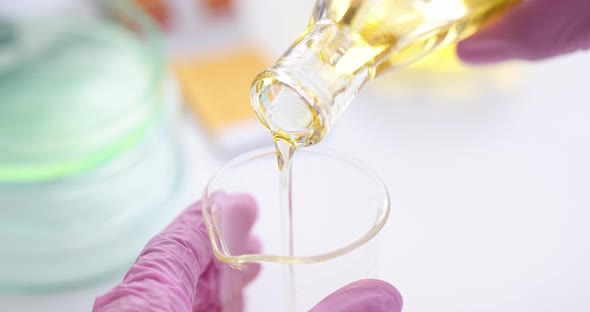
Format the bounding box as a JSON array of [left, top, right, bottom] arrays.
[[255, 3, 520, 305], [251, 0, 520, 151], [325, 0, 519, 75]]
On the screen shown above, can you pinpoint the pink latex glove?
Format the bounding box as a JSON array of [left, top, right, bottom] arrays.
[[458, 0, 590, 63], [92, 194, 403, 312]]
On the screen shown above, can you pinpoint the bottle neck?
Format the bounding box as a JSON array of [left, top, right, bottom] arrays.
[[251, 20, 371, 148]]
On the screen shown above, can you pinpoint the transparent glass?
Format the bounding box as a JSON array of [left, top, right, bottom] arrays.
[[0, 78, 187, 291], [202, 148, 390, 311], [0, 1, 188, 291], [251, 0, 520, 148], [0, 0, 164, 182]]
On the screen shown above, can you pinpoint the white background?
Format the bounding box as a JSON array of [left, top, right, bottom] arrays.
[[2, 0, 590, 311]]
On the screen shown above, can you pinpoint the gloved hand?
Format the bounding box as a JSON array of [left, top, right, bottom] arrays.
[[458, 0, 590, 63], [92, 193, 403, 312]]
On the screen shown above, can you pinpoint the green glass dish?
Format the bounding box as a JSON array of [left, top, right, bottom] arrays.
[[0, 0, 165, 182], [0, 80, 187, 290], [0, 0, 190, 291]]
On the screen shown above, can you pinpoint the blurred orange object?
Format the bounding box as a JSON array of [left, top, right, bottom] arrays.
[[174, 47, 269, 152], [133, 0, 170, 28], [202, 0, 233, 13]]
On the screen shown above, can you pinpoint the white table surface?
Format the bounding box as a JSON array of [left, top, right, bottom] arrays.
[[2, 51, 590, 311], [330, 53, 590, 312]]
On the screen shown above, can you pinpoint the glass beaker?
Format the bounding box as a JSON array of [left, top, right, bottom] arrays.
[[202, 147, 391, 311]]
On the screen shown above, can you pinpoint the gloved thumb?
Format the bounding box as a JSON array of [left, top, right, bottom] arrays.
[[92, 193, 259, 312], [458, 0, 590, 63], [309, 279, 403, 312]]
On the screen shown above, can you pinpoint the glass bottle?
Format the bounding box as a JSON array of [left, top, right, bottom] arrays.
[[250, 0, 520, 148]]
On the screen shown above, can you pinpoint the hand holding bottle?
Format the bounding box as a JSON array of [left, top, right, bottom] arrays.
[[458, 0, 590, 63]]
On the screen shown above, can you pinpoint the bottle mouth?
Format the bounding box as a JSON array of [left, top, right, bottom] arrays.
[[250, 69, 328, 148]]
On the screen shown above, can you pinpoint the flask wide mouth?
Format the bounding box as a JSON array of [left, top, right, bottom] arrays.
[[250, 69, 328, 148]]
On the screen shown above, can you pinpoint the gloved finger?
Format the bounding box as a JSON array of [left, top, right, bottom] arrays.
[[196, 238, 261, 312], [92, 201, 213, 312], [309, 279, 403, 312], [215, 193, 259, 254], [457, 0, 590, 63], [192, 193, 261, 312], [217, 194, 262, 303], [92, 193, 258, 312], [193, 237, 261, 312], [221, 237, 262, 286]]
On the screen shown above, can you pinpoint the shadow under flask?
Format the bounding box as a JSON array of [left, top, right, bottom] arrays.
[[251, 0, 520, 148]]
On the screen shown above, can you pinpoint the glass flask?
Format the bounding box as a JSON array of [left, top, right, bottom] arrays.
[[250, 0, 520, 148]]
